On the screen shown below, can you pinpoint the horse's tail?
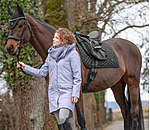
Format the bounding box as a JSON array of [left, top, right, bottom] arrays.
[[127, 87, 145, 130]]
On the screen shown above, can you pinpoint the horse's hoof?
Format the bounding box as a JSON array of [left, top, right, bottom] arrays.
[[132, 120, 138, 130], [81, 128, 87, 130]]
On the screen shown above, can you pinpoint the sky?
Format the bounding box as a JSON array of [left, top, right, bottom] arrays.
[[105, 87, 149, 102]]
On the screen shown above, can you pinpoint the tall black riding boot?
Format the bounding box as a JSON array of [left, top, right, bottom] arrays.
[[57, 123, 63, 130], [62, 118, 72, 130], [124, 120, 127, 130]]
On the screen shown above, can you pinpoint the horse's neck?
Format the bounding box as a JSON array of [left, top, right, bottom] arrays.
[[25, 13, 56, 60]]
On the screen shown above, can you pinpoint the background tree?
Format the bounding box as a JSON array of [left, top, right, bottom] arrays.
[[0, 0, 57, 129]]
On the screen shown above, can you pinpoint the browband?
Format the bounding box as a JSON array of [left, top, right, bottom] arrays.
[[8, 16, 26, 29], [9, 16, 26, 22]]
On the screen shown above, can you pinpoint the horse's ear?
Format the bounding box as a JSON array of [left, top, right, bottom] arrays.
[[17, 3, 24, 16], [7, 5, 13, 16]]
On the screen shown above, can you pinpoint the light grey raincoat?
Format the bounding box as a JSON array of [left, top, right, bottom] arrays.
[[24, 43, 81, 117]]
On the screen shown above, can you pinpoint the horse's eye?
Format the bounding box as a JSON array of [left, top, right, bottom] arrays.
[[18, 24, 23, 28]]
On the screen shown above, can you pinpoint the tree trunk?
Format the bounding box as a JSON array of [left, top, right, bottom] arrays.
[[99, 91, 106, 124], [92, 93, 101, 128], [13, 75, 57, 130], [83, 93, 93, 129]]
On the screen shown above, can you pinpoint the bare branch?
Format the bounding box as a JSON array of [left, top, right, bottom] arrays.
[[112, 24, 149, 38]]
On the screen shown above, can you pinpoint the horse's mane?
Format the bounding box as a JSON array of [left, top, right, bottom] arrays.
[[27, 13, 56, 31]]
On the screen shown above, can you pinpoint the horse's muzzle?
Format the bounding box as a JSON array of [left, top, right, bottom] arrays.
[[6, 45, 18, 56]]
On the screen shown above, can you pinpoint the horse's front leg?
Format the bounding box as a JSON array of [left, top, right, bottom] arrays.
[[75, 91, 87, 130]]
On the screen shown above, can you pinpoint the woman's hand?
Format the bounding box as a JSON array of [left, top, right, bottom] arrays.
[[72, 97, 78, 104], [17, 61, 25, 69]]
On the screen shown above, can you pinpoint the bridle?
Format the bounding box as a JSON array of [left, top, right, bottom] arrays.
[[7, 16, 32, 74], [7, 16, 43, 74]]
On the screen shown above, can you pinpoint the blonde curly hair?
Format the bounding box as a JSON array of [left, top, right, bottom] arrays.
[[56, 28, 76, 46]]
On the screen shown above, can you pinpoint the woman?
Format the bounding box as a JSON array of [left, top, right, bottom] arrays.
[[17, 28, 81, 130]]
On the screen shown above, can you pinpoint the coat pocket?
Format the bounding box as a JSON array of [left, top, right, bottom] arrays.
[[48, 85, 54, 101]]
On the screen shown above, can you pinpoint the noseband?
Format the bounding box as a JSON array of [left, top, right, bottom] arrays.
[[7, 16, 32, 74]]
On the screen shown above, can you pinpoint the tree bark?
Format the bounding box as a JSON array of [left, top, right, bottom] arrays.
[[99, 91, 106, 124], [13, 74, 57, 130], [92, 93, 101, 128], [83, 93, 93, 130]]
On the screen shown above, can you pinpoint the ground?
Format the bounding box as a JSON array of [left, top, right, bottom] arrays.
[[103, 105, 149, 130]]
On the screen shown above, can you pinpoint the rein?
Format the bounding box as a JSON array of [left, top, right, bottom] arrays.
[[7, 16, 44, 74]]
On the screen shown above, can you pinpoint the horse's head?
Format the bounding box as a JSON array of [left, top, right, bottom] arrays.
[[6, 4, 32, 56]]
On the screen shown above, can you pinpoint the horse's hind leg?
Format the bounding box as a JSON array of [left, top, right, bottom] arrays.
[[124, 75, 140, 130], [75, 91, 87, 130], [111, 78, 128, 130]]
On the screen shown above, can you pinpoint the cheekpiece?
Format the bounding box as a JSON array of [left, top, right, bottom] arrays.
[[8, 12, 26, 29]]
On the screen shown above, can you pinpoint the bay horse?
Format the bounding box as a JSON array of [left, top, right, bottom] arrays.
[[6, 4, 144, 130]]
